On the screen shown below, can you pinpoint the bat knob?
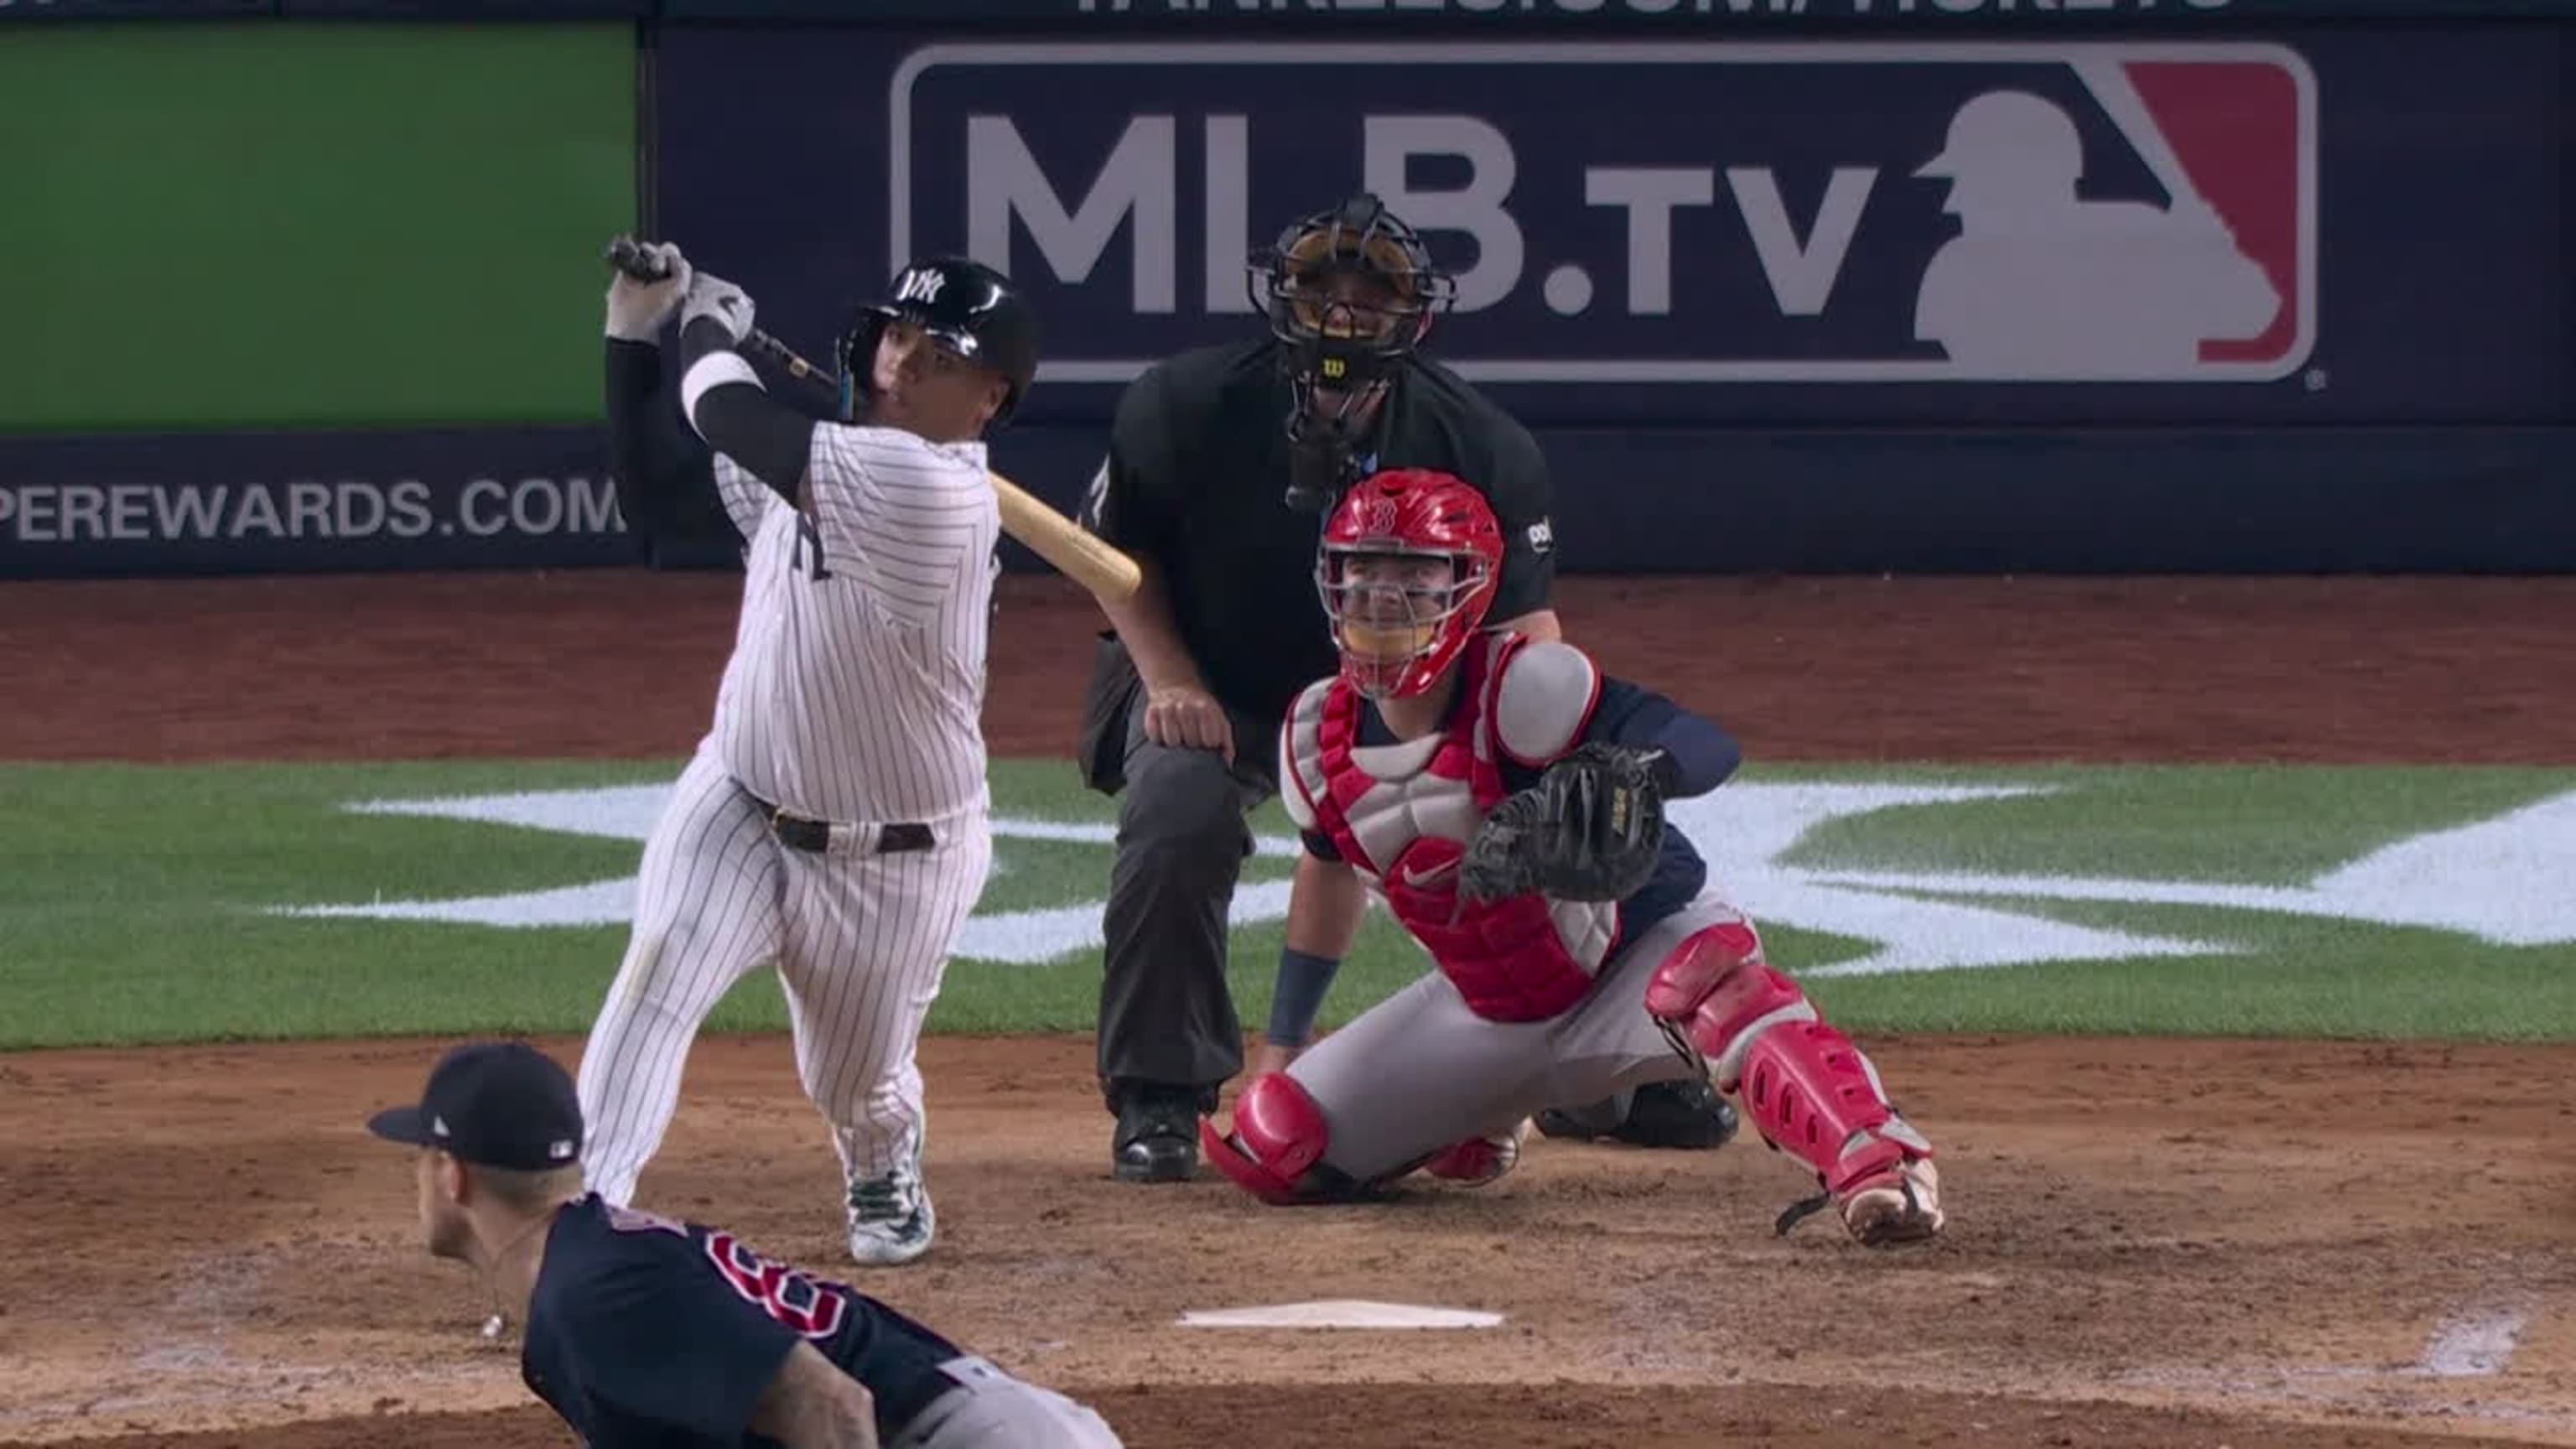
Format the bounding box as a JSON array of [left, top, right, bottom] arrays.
[[604, 235, 671, 283]]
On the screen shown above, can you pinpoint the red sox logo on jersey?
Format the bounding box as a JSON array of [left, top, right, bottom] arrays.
[[602, 1203, 848, 1341], [704, 1233, 849, 1340]]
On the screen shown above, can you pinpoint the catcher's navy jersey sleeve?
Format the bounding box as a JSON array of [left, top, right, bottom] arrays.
[[1584, 678, 1741, 798]]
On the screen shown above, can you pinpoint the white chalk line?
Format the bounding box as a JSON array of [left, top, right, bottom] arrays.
[[2416, 1304, 2532, 1379], [2098, 1296, 2553, 1433]]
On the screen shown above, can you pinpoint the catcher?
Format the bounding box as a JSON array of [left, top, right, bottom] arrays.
[[1197, 467, 1945, 1247]]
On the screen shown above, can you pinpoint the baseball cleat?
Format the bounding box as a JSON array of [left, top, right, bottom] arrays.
[[847, 1158, 936, 1266], [1112, 1088, 1202, 1182], [1420, 1119, 1530, 1187], [1535, 1080, 1740, 1150]]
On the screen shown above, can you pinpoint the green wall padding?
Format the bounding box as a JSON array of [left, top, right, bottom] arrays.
[[0, 22, 635, 431]]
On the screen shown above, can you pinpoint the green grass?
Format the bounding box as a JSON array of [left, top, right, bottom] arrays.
[[2, 759, 2571, 1051]]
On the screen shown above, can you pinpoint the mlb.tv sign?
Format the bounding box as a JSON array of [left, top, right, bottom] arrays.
[[890, 41, 2316, 385]]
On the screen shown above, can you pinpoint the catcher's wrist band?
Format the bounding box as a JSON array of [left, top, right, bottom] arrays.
[[1266, 948, 1342, 1047]]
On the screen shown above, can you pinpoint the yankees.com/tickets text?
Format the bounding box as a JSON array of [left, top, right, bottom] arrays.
[[0, 477, 626, 544]]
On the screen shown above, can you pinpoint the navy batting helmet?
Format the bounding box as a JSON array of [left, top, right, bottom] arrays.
[[838, 257, 1041, 425]]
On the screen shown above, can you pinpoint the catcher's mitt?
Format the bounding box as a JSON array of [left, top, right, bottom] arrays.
[[1459, 744, 1668, 904]]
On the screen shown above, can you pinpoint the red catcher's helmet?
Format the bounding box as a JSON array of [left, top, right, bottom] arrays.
[[1316, 468, 1505, 699]]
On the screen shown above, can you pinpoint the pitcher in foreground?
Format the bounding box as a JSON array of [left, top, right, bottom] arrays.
[[1199, 468, 1945, 1247], [367, 1040, 1125, 1447]]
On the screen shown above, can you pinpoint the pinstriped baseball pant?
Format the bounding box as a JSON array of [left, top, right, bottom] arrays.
[[577, 745, 992, 1204]]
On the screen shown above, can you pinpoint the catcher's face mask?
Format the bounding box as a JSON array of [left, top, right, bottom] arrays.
[[1319, 548, 1490, 700]]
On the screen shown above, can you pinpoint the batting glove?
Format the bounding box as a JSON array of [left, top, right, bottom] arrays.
[[605, 242, 693, 342], [681, 272, 757, 345]]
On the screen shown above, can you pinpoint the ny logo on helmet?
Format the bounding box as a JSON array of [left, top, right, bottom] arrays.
[[895, 268, 946, 305]]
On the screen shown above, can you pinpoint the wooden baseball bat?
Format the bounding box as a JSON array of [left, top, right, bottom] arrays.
[[603, 236, 1142, 605]]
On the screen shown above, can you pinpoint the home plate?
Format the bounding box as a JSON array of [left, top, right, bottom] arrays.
[[1177, 1300, 1504, 1330]]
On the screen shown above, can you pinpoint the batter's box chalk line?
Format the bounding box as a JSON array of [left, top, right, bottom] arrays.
[[1176, 1301, 1505, 1330]]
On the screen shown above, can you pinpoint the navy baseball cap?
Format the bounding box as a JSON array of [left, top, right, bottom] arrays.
[[366, 1041, 584, 1171]]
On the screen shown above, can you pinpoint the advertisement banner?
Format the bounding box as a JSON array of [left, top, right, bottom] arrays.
[[0, 428, 639, 579], [655, 29, 2564, 428], [650, 1, 2576, 24]]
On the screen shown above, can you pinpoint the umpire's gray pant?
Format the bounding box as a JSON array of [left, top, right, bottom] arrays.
[[891, 1356, 1125, 1448], [1096, 689, 1280, 1098]]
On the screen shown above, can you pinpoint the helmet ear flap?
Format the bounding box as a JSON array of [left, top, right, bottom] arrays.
[[837, 309, 893, 420]]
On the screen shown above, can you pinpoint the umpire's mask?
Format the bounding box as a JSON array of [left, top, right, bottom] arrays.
[[1248, 194, 1455, 512]]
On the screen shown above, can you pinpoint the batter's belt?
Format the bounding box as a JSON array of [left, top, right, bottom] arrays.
[[740, 786, 937, 856]]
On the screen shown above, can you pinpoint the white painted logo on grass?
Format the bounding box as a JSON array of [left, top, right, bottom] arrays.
[[1177, 1300, 1503, 1330], [267, 781, 2576, 976]]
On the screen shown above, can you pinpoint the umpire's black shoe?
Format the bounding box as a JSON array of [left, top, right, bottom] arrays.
[[1535, 1080, 1740, 1150], [1112, 1086, 1205, 1182]]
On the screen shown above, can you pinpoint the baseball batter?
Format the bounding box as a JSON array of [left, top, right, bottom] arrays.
[[366, 1040, 1126, 1446], [1199, 468, 1946, 1248], [581, 242, 1039, 1265]]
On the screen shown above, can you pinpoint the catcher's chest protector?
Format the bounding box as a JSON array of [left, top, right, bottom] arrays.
[[1285, 634, 1618, 1021]]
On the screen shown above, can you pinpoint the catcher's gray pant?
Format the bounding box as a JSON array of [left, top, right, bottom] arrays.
[[1286, 896, 1732, 1183], [891, 1356, 1125, 1448]]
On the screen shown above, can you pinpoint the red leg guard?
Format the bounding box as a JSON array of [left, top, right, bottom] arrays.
[[1645, 921, 1941, 1240], [1199, 1072, 1341, 1206], [1640, 917, 1795, 1092]]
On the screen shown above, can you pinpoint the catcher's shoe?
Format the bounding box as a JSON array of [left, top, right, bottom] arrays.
[[1836, 1156, 1944, 1247], [1535, 1080, 1739, 1150], [1767, 1110, 1945, 1249], [1420, 1119, 1530, 1187]]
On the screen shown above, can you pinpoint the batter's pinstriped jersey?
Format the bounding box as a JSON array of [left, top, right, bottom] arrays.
[[708, 425, 1000, 828]]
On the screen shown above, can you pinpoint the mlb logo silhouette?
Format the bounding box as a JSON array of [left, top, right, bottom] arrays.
[[1909, 55, 2314, 380]]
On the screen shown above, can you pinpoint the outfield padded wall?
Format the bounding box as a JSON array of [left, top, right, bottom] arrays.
[[0, 22, 634, 433]]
